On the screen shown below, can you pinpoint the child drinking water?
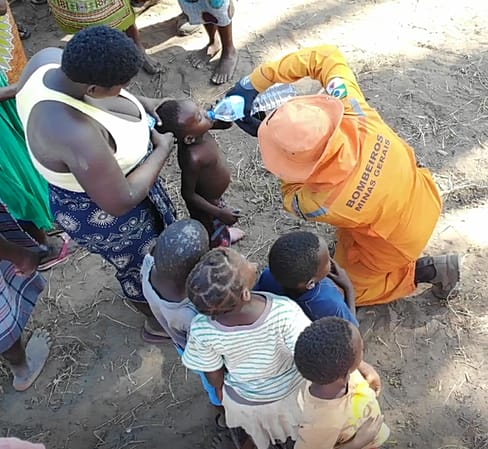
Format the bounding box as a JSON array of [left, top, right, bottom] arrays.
[[254, 231, 358, 326], [182, 247, 311, 449], [140, 219, 220, 407], [156, 99, 244, 248], [294, 317, 390, 449]]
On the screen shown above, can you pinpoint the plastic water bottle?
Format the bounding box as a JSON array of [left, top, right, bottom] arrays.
[[208, 84, 297, 122], [208, 95, 245, 122], [146, 113, 156, 129], [250, 83, 297, 115]]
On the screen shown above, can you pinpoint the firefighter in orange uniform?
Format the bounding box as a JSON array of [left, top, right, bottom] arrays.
[[226, 45, 459, 306]]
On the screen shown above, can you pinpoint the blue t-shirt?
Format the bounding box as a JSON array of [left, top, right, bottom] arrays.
[[254, 268, 359, 327]]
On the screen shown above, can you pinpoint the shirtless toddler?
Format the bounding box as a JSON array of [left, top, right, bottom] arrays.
[[156, 99, 244, 247]]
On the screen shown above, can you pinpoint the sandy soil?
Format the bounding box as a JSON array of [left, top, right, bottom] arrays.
[[1, 0, 488, 448]]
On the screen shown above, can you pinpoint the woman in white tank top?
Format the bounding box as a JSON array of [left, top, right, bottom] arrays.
[[15, 26, 177, 342]]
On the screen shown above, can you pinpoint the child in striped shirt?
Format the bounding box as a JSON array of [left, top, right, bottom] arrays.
[[182, 247, 311, 449]]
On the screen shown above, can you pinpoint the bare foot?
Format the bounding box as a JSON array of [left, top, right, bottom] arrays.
[[190, 41, 222, 69], [211, 49, 238, 85], [229, 227, 245, 244], [142, 52, 162, 75], [11, 329, 52, 392]]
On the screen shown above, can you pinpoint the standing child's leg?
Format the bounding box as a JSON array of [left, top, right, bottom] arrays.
[[211, 21, 238, 85], [2, 331, 52, 392], [190, 23, 222, 68], [125, 24, 162, 74]]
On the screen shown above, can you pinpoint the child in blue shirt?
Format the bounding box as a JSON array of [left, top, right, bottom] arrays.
[[254, 231, 359, 327]]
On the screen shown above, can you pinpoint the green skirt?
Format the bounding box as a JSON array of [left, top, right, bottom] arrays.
[[0, 72, 54, 230], [47, 0, 135, 34]]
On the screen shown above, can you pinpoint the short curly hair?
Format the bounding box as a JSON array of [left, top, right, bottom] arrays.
[[155, 100, 187, 140], [61, 26, 143, 87], [153, 219, 209, 283], [269, 231, 324, 288], [294, 317, 357, 384], [186, 248, 244, 318]]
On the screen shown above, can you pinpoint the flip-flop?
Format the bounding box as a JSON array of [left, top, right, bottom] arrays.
[[211, 428, 248, 449], [176, 13, 200, 36], [17, 24, 31, 40], [37, 233, 73, 271], [430, 254, 460, 299], [215, 413, 227, 432]]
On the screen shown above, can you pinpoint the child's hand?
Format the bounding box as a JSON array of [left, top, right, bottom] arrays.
[[218, 208, 240, 226], [13, 249, 40, 277], [352, 415, 384, 448], [358, 361, 382, 396], [327, 259, 352, 290]]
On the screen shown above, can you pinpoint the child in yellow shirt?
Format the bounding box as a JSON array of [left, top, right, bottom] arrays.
[[294, 317, 390, 449]]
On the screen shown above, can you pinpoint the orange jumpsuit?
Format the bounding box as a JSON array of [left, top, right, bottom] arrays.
[[249, 45, 442, 306]]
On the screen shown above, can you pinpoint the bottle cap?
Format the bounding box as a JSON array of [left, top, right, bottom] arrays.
[[208, 110, 216, 120]]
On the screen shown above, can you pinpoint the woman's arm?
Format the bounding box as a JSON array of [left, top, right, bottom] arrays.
[[64, 123, 175, 216], [0, 83, 18, 101]]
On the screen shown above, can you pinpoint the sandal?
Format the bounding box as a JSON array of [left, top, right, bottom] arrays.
[[37, 232, 73, 271], [17, 24, 31, 40], [175, 12, 201, 36], [428, 254, 460, 299], [212, 428, 249, 449], [215, 413, 227, 432]]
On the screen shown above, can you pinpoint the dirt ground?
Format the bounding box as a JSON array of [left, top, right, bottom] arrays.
[[1, 0, 488, 448]]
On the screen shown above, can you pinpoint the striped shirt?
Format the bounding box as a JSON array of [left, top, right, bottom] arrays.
[[182, 293, 311, 402]]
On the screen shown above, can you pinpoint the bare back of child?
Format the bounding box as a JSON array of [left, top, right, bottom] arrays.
[[156, 99, 244, 247]]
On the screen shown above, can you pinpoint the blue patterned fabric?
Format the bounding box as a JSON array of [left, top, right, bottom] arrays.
[[49, 177, 176, 302]]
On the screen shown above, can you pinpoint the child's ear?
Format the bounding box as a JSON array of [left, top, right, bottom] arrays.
[[305, 279, 316, 290], [183, 134, 196, 145], [241, 288, 252, 302]]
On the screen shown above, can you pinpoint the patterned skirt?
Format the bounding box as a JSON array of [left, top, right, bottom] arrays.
[[178, 0, 235, 27], [49, 177, 176, 302], [0, 201, 46, 353], [47, 0, 136, 34]]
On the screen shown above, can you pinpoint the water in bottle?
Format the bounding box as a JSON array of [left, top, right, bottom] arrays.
[[250, 83, 297, 115], [208, 95, 245, 122]]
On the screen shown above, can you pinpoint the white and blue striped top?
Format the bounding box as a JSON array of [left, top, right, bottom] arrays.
[[182, 292, 311, 402]]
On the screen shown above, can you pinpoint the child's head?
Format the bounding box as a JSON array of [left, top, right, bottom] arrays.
[[156, 99, 214, 144], [294, 317, 363, 385], [153, 219, 209, 284], [268, 231, 330, 292], [186, 247, 259, 318]]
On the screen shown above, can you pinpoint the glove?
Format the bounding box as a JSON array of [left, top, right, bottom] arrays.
[[226, 76, 259, 118], [235, 116, 261, 137]]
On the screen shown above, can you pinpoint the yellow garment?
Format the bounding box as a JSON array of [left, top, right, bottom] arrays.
[[250, 45, 442, 305], [16, 63, 149, 193], [295, 371, 390, 449]]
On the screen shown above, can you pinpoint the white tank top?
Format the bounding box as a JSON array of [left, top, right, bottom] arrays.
[[16, 63, 150, 193]]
